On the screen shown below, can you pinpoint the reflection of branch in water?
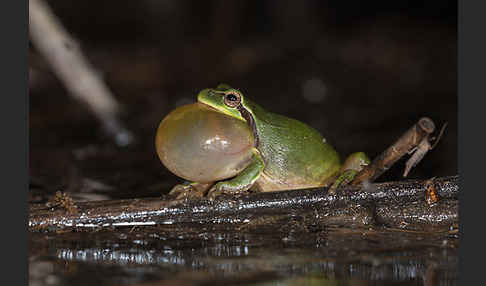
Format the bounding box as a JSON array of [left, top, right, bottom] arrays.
[[29, 176, 458, 232], [57, 247, 186, 266], [29, 0, 134, 146], [47, 239, 456, 283]]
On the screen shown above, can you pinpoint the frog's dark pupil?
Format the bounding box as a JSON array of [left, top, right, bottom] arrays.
[[227, 94, 238, 102]]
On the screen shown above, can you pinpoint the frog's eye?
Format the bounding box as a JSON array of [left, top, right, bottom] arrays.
[[223, 92, 241, 108]]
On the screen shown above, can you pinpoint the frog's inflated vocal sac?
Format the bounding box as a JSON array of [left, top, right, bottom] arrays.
[[155, 84, 370, 199]]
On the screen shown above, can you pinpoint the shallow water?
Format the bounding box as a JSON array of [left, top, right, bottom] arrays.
[[29, 223, 458, 286]]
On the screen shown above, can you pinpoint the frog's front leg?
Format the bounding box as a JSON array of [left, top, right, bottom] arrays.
[[328, 152, 370, 194], [207, 149, 265, 199], [169, 181, 213, 200]]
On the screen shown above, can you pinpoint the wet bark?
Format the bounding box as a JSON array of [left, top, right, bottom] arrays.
[[351, 117, 437, 185], [29, 176, 458, 232]]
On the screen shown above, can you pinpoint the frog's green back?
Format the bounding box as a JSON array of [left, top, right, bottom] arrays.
[[246, 100, 341, 191]]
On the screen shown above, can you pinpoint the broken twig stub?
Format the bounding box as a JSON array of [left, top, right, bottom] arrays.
[[351, 117, 439, 185]]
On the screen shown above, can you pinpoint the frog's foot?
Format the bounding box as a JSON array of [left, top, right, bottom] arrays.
[[168, 182, 213, 200], [207, 182, 253, 200], [328, 170, 358, 195], [328, 152, 370, 195]]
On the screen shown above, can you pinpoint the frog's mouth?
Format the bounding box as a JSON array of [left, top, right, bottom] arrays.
[[197, 101, 260, 148], [198, 99, 244, 122], [197, 101, 218, 111], [198, 89, 260, 148], [197, 101, 231, 118]]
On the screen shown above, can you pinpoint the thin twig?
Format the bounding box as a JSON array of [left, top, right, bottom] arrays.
[[29, 0, 134, 146]]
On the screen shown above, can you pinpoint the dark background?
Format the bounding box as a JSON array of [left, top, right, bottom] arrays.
[[29, 0, 457, 200]]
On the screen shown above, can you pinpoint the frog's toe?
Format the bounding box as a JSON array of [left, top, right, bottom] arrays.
[[168, 182, 210, 200], [173, 188, 203, 200], [328, 182, 338, 195], [168, 184, 189, 197], [207, 182, 251, 200], [168, 184, 187, 195], [328, 170, 358, 195], [207, 183, 225, 200]]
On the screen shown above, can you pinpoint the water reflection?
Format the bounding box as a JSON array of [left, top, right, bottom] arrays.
[[52, 244, 456, 284], [30, 228, 457, 285], [55, 244, 252, 267]]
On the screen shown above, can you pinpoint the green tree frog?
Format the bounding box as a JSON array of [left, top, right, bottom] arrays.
[[156, 84, 370, 199]]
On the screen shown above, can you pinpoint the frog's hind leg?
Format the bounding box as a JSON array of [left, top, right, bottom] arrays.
[[328, 152, 370, 194], [169, 181, 214, 200]]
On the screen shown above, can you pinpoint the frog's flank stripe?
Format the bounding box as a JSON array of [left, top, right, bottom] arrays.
[[238, 105, 259, 148]]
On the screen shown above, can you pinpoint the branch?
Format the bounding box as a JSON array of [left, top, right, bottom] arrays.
[[29, 176, 458, 232], [351, 117, 437, 185], [29, 0, 134, 146]]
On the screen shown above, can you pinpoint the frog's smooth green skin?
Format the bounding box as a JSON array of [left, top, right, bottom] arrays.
[[156, 84, 369, 199]]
